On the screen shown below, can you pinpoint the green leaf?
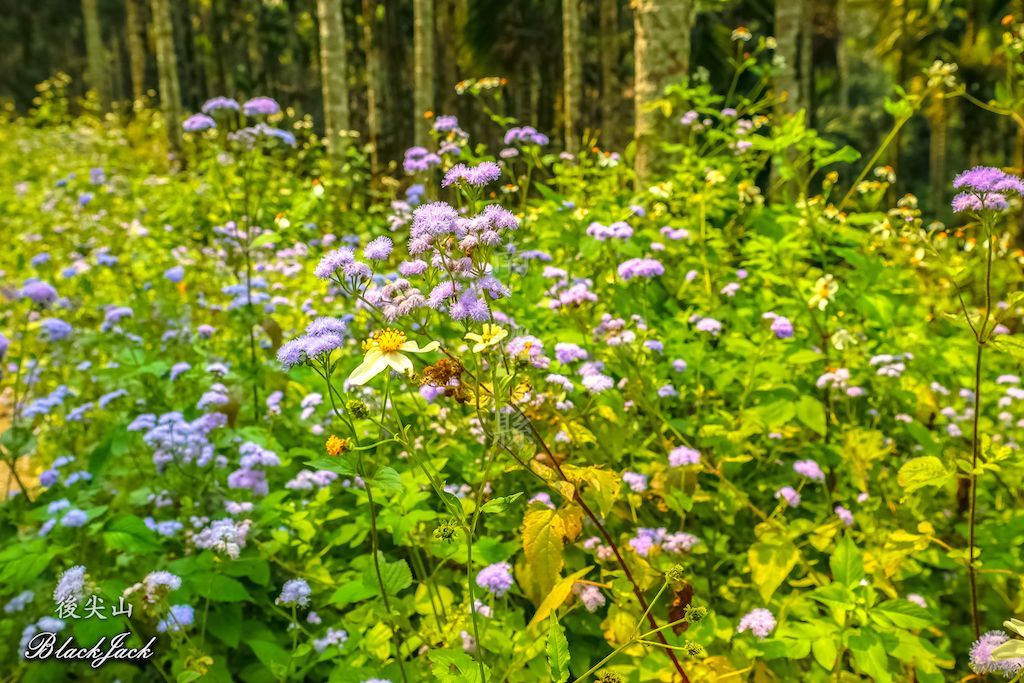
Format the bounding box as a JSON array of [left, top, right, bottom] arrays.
[[547, 616, 571, 683], [848, 629, 893, 683], [896, 456, 951, 496], [190, 573, 251, 602], [872, 600, 931, 629], [250, 231, 279, 248], [749, 540, 799, 602], [249, 640, 290, 677], [795, 395, 826, 436], [371, 466, 404, 495], [480, 492, 523, 514], [992, 638, 1024, 661], [363, 556, 412, 596], [812, 637, 838, 670], [206, 604, 243, 646], [429, 648, 489, 682], [102, 515, 162, 554], [329, 580, 378, 606], [830, 536, 864, 586], [305, 457, 356, 477]]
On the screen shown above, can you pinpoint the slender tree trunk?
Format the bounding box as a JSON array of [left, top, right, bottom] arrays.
[[928, 95, 947, 210], [633, 0, 694, 184], [436, 0, 461, 116], [775, 0, 801, 116], [82, 0, 109, 111], [126, 0, 147, 103], [562, 0, 581, 155], [317, 0, 351, 170], [413, 0, 435, 147], [362, 0, 381, 176], [836, 0, 849, 114], [600, 0, 619, 147], [151, 0, 183, 156], [800, 0, 814, 126]]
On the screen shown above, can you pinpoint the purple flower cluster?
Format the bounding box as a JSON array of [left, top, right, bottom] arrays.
[[793, 459, 825, 482], [969, 631, 1024, 677], [442, 162, 501, 188], [277, 579, 312, 607], [952, 166, 1024, 213], [669, 446, 701, 467], [132, 411, 225, 470], [737, 608, 776, 638], [191, 518, 252, 559], [183, 114, 216, 132], [202, 97, 240, 114], [617, 258, 665, 281], [476, 562, 514, 597], [227, 442, 280, 496], [586, 221, 633, 241], [21, 279, 58, 306], [278, 317, 349, 368], [403, 146, 441, 173], [242, 96, 281, 116], [504, 126, 549, 146]]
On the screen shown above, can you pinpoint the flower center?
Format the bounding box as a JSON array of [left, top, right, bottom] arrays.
[[371, 328, 407, 353]]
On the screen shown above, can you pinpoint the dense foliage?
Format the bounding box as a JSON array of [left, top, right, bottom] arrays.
[[5, 15, 1024, 683]]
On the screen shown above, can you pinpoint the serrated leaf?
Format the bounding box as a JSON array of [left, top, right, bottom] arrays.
[[896, 456, 951, 496], [480, 492, 523, 514], [547, 616, 570, 683], [749, 540, 799, 602]]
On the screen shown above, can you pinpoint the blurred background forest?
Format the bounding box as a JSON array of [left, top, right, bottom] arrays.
[[1, 0, 1023, 208]]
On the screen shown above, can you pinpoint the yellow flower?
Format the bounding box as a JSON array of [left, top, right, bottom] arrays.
[[809, 275, 838, 311], [325, 435, 349, 456], [347, 328, 439, 386], [464, 324, 508, 353]]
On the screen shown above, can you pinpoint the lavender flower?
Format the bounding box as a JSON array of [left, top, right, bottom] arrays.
[[53, 566, 87, 603], [669, 446, 701, 467], [277, 579, 312, 607], [243, 96, 281, 116], [475, 562, 514, 597], [617, 258, 665, 281], [793, 459, 825, 482], [737, 608, 776, 638], [21, 280, 58, 306], [363, 236, 393, 261], [775, 486, 801, 507], [202, 97, 240, 114], [39, 318, 72, 342], [970, 631, 1024, 677], [771, 316, 794, 339], [157, 605, 195, 633], [183, 114, 216, 132]]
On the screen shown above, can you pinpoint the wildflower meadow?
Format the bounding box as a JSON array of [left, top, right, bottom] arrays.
[[4, 2, 1024, 682]]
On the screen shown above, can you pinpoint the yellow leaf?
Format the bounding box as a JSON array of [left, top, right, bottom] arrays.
[[522, 507, 568, 602], [529, 566, 593, 626]]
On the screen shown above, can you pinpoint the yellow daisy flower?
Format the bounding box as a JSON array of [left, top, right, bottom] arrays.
[[464, 324, 508, 353], [347, 328, 439, 386]]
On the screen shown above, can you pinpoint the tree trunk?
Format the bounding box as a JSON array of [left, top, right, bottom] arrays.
[[562, 0, 581, 155], [82, 0, 109, 111], [436, 0, 461, 116], [800, 0, 814, 127], [317, 0, 351, 170], [928, 95, 947, 210], [362, 0, 382, 176], [600, 0, 619, 147], [835, 0, 849, 114], [126, 0, 147, 103], [413, 0, 435, 148], [633, 0, 693, 184], [775, 0, 801, 116], [151, 0, 183, 156]]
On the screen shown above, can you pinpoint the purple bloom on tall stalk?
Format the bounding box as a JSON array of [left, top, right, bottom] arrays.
[[771, 316, 794, 339], [969, 631, 1024, 677], [21, 280, 58, 306], [183, 114, 216, 132], [277, 579, 312, 607], [794, 459, 825, 482], [476, 562, 514, 597], [201, 96, 240, 114], [951, 166, 1024, 213], [363, 236, 393, 261], [737, 608, 776, 638], [242, 96, 280, 117], [617, 258, 665, 281]]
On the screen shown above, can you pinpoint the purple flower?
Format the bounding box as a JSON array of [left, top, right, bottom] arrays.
[[53, 566, 88, 603], [695, 318, 722, 336], [622, 471, 648, 492], [737, 608, 776, 638], [61, 510, 88, 527], [617, 258, 665, 281], [573, 583, 606, 613], [794, 459, 825, 482], [363, 236, 393, 261], [442, 162, 502, 187], [21, 280, 58, 306], [835, 505, 854, 526], [243, 96, 281, 117], [183, 114, 216, 132], [476, 562, 514, 597], [554, 343, 588, 364], [314, 248, 355, 279], [39, 318, 72, 342], [306, 317, 348, 337], [434, 115, 460, 132], [169, 362, 191, 381], [277, 579, 311, 607], [954, 166, 1024, 194], [504, 126, 549, 146], [202, 97, 240, 114], [157, 604, 194, 633], [165, 265, 185, 282], [403, 146, 441, 173], [771, 316, 794, 339], [775, 486, 800, 507], [970, 631, 1024, 677], [952, 192, 1009, 213], [669, 446, 701, 467]]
